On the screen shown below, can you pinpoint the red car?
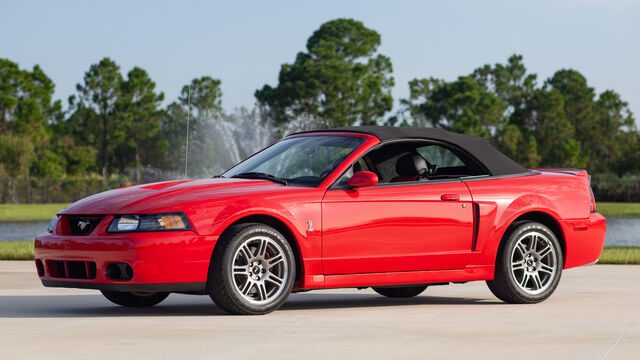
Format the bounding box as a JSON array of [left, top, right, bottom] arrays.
[[34, 126, 606, 314]]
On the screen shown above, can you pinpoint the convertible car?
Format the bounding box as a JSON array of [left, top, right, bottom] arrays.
[[34, 126, 606, 314]]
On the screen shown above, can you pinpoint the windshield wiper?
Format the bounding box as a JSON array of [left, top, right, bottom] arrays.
[[230, 172, 288, 186]]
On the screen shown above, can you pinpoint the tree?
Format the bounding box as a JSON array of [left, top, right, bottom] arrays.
[[546, 70, 595, 140], [545, 69, 635, 172], [526, 88, 581, 167], [399, 55, 639, 174], [154, 102, 187, 172], [181, 76, 226, 175], [400, 76, 505, 139], [593, 89, 638, 175], [0, 134, 34, 203], [0, 59, 22, 133], [153, 76, 224, 176], [179, 76, 222, 118], [0, 59, 64, 185], [399, 56, 575, 168], [48, 135, 97, 176], [118, 67, 165, 183], [69, 58, 123, 177], [255, 18, 394, 127], [472, 55, 537, 117]]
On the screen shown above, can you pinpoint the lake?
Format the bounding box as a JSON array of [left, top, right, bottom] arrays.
[[602, 217, 640, 246], [1, 217, 639, 246], [0, 221, 50, 241]]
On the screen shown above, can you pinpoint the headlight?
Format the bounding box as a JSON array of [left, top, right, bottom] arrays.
[[48, 215, 59, 233], [107, 212, 191, 233]]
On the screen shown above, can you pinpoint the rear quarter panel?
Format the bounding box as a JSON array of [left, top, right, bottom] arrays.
[[463, 171, 593, 267]]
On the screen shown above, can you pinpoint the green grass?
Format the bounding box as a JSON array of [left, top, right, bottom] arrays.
[[0, 241, 34, 260], [598, 247, 640, 265], [1, 240, 638, 265], [0, 203, 70, 222], [597, 202, 640, 218]]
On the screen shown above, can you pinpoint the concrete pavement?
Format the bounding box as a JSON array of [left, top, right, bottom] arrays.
[[0, 261, 638, 359]]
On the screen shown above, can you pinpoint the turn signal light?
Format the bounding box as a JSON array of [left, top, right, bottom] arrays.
[[158, 215, 186, 229]]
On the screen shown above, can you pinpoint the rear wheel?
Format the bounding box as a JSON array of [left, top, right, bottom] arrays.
[[372, 285, 428, 298], [100, 290, 169, 307], [207, 223, 296, 315], [487, 221, 563, 303]]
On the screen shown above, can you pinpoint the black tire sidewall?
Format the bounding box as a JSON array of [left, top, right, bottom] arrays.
[[499, 222, 563, 302], [212, 224, 296, 314], [372, 285, 428, 298], [100, 290, 169, 307]]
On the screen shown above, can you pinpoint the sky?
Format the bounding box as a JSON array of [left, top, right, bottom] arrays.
[[1, 0, 639, 119]]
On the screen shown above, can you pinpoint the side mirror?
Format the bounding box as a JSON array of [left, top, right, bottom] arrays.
[[347, 171, 378, 189]]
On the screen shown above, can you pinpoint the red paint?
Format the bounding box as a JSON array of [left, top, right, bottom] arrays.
[[347, 171, 378, 189], [561, 213, 606, 269], [34, 132, 605, 292], [440, 193, 460, 201], [322, 180, 474, 274]]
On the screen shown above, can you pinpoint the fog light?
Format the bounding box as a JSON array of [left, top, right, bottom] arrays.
[[106, 263, 134, 281]]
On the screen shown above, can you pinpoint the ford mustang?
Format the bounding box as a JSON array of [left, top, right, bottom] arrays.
[[34, 126, 606, 314]]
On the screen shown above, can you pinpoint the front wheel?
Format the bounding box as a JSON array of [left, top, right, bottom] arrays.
[[207, 223, 296, 315], [100, 290, 169, 307], [487, 221, 563, 304], [372, 285, 428, 298]]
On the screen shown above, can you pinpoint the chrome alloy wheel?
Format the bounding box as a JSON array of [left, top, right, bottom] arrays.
[[231, 236, 288, 305], [510, 231, 558, 295]]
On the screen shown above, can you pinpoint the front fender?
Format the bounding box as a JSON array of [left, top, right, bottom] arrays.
[[197, 192, 324, 280]]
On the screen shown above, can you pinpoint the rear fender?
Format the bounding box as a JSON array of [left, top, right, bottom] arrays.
[[469, 194, 563, 267]]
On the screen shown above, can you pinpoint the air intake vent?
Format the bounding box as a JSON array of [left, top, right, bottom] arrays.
[[45, 260, 97, 279], [67, 216, 105, 236]]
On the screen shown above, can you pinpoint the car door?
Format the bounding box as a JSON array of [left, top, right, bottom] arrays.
[[321, 179, 474, 275]]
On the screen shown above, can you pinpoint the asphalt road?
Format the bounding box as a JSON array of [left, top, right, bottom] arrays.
[[1, 261, 638, 359]]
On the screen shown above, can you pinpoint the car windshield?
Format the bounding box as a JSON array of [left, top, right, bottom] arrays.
[[222, 135, 365, 187]]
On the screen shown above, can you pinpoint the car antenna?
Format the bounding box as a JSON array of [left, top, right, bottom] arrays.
[[184, 84, 191, 179]]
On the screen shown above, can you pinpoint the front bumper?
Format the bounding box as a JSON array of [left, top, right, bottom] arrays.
[[34, 230, 218, 291], [560, 212, 606, 269]]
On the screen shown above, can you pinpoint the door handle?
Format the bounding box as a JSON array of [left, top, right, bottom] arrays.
[[441, 193, 459, 201]]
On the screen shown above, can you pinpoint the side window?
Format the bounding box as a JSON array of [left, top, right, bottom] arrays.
[[331, 141, 488, 189], [416, 145, 464, 167], [332, 157, 374, 188], [353, 158, 371, 173]]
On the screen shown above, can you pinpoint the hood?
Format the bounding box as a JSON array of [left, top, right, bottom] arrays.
[[58, 178, 288, 215]]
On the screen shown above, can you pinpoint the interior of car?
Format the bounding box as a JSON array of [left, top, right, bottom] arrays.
[[334, 140, 490, 187]]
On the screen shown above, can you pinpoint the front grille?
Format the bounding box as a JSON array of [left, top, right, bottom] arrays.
[[67, 215, 104, 235], [45, 260, 97, 279]]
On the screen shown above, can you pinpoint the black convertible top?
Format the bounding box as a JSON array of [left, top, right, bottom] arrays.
[[295, 126, 528, 176]]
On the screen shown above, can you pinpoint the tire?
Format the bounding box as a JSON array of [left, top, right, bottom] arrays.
[[372, 285, 428, 298], [207, 223, 296, 315], [486, 221, 563, 304], [100, 290, 169, 307]]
